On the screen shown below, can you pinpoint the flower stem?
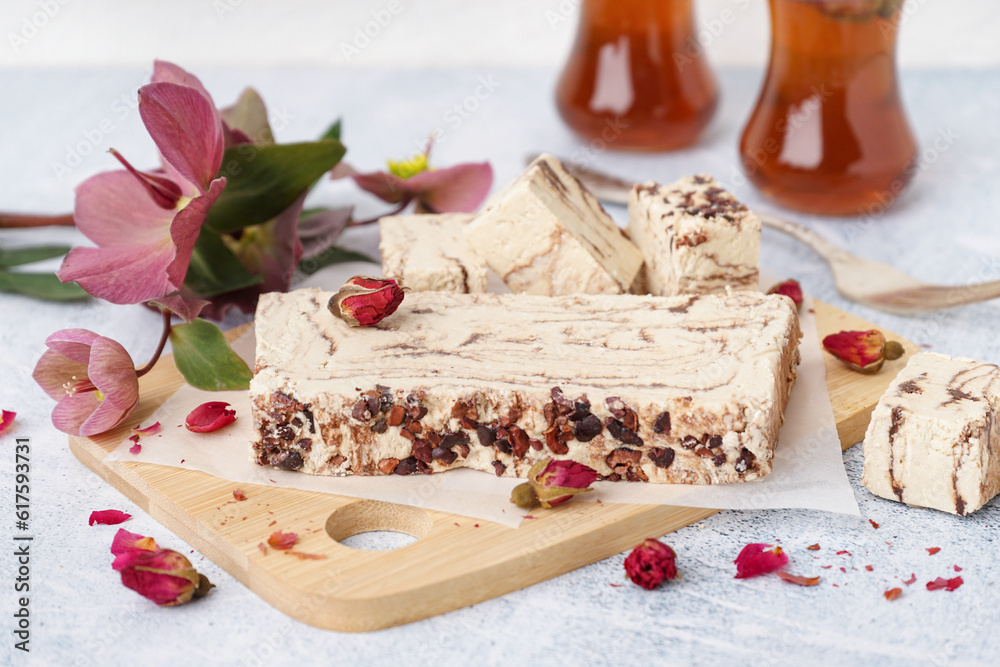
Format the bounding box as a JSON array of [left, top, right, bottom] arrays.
[[136, 310, 172, 378], [0, 212, 75, 228], [349, 201, 410, 227]]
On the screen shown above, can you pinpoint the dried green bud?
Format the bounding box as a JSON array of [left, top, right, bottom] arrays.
[[510, 482, 538, 509], [883, 340, 905, 361]]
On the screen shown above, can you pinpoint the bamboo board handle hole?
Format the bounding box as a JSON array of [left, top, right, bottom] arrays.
[[325, 499, 433, 551]]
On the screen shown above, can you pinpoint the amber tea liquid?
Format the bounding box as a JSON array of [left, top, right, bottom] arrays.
[[740, 0, 917, 216]]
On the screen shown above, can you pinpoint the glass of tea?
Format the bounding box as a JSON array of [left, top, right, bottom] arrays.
[[555, 0, 719, 152], [740, 0, 917, 216]]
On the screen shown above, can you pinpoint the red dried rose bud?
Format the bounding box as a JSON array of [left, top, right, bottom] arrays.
[[624, 538, 678, 590], [767, 279, 803, 310], [328, 275, 404, 327], [822, 329, 901, 374], [734, 543, 789, 579], [109, 528, 213, 606], [185, 401, 237, 432], [512, 457, 599, 509]]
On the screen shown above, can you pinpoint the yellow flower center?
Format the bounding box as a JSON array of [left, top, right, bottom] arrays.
[[387, 153, 429, 179]]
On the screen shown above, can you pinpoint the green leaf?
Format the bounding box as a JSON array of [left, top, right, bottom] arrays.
[[0, 245, 71, 268], [297, 245, 376, 276], [184, 228, 263, 298], [320, 118, 342, 141], [0, 270, 89, 301], [170, 319, 252, 391], [207, 140, 346, 233]]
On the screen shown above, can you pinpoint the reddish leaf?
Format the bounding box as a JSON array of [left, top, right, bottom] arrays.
[[267, 530, 298, 550], [89, 509, 132, 526], [776, 570, 821, 586], [926, 576, 963, 592], [884, 587, 902, 601]]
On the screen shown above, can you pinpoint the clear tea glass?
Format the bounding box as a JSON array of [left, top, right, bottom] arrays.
[[739, 0, 917, 216], [556, 0, 719, 152]]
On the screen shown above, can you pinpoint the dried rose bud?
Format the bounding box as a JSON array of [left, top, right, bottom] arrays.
[[822, 329, 903, 374], [511, 457, 599, 509], [734, 543, 788, 579], [185, 401, 237, 432], [109, 528, 213, 606], [624, 538, 678, 590], [328, 275, 404, 327], [117, 547, 214, 606], [767, 279, 803, 310]]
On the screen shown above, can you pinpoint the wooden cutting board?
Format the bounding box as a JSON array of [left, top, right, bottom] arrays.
[[69, 301, 916, 632]]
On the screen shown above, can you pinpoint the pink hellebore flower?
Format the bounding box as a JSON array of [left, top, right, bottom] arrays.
[[345, 146, 493, 214], [58, 61, 226, 314], [32, 329, 139, 437]]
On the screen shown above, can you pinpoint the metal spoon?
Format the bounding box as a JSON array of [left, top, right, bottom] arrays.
[[539, 155, 1000, 315]]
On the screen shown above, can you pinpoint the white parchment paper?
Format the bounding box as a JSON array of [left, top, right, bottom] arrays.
[[106, 286, 859, 529]]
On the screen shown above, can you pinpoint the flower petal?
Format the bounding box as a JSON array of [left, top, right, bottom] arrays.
[[150, 289, 209, 323], [185, 401, 237, 432], [926, 576, 963, 591], [776, 570, 821, 586], [406, 162, 493, 213], [129, 442, 142, 455], [734, 543, 789, 579], [78, 392, 136, 437], [151, 60, 214, 104], [44, 328, 100, 363], [139, 82, 225, 193], [88, 337, 140, 410], [351, 171, 412, 205], [73, 170, 177, 249], [89, 509, 132, 526], [133, 422, 161, 436], [32, 349, 89, 400], [299, 206, 353, 260], [58, 239, 177, 305], [165, 177, 227, 290], [111, 528, 158, 556], [50, 391, 102, 436], [0, 410, 15, 436], [267, 530, 298, 550]]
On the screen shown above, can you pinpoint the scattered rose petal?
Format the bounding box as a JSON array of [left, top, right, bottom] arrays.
[[267, 530, 298, 550], [129, 434, 140, 444], [884, 587, 902, 601], [286, 551, 327, 561], [624, 538, 679, 590], [836, 550, 851, 556], [328, 275, 404, 327], [820, 565, 832, 569], [822, 329, 887, 373], [926, 576, 963, 592], [257, 542, 267, 555], [767, 279, 803, 309], [865, 565, 874, 571], [129, 443, 142, 455], [734, 543, 788, 579], [133, 421, 161, 436], [927, 547, 940, 555], [89, 509, 132, 526], [954, 565, 963, 572], [868, 519, 880, 529], [806, 543, 820, 551], [609, 583, 623, 588], [185, 401, 237, 432], [0, 410, 15, 436], [233, 488, 247, 501], [776, 570, 821, 587]]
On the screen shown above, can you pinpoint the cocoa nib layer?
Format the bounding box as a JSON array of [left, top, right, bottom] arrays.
[[249, 289, 801, 484]]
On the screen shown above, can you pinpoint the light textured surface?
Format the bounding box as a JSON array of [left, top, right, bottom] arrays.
[[1, 67, 1000, 665], [378, 213, 487, 292]]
